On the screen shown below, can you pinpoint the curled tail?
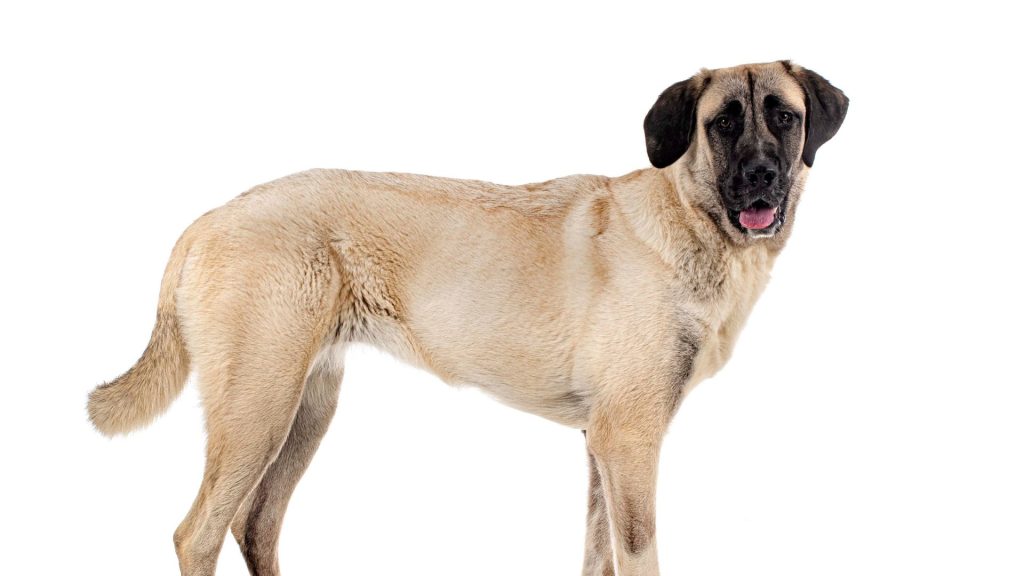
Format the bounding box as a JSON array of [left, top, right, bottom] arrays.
[[88, 231, 194, 437]]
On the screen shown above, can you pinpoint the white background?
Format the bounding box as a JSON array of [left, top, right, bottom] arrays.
[[2, 1, 1021, 574]]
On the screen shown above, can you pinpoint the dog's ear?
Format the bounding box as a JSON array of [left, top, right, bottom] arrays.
[[644, 75, 706, 169], [787, 64, 849, 167]]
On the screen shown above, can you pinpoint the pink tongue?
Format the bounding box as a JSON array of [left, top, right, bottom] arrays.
[[739, 206, 778, 230]]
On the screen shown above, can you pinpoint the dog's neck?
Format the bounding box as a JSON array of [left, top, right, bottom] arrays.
[[608, 166, 783, 300]]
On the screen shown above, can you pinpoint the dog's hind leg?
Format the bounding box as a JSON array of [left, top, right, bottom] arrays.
[[172, 344, 314, 575], [230, 353, 344, 576], [172, 243, 341, 576]]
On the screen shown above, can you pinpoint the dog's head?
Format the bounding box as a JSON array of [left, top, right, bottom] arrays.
[[644, 61, 847, 242]]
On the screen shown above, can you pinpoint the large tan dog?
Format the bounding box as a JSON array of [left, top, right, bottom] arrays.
[[88, 60, 847, 575]]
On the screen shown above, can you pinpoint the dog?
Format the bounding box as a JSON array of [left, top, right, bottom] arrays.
[[88, 60, 847, 576]]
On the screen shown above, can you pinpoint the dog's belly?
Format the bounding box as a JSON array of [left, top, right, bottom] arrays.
[[328, 285, 592, 428], [395, 250, 595, 428], [405, 301, 590, 427]]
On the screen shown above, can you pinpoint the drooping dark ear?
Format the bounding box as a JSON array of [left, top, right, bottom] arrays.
[[788, 64, 849, 167], [643, 75, 706, 169]]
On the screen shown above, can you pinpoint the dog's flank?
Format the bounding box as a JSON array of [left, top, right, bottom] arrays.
[[88, 60, 846, 576]]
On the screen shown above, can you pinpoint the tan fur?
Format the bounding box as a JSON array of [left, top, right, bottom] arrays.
[[87, 229, 195, 435], [88, 61, 845, 576]]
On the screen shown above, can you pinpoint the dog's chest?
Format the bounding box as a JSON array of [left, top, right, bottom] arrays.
[[687, 246, 775, 385]]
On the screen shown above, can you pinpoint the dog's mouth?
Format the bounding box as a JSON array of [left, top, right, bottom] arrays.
[[728, 198, 786, 237], [739, 201, 777, 230]]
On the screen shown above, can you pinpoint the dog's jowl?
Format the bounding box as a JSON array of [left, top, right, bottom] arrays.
[[88, 60, 847, 576]]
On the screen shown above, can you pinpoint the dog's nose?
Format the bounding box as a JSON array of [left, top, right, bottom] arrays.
[[744, 164, 777, 188]]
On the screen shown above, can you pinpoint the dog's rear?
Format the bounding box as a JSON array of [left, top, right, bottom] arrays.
[[87, 230, 194, 436], [88, 178, 351, 575]]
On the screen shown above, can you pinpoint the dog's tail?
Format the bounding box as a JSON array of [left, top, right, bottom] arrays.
[[87, 230, 194, 437]]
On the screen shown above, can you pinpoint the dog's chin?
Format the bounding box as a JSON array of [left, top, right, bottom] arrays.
[[726, 197, 788, 239]]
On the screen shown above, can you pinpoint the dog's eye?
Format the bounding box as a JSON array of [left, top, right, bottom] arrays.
[[715, 116, 733, 131], [778, 111, 794, 125]]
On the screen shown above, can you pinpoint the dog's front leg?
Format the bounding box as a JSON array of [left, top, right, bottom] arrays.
[[582, 433, 615, 576], [585, 400, 669, 576]]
